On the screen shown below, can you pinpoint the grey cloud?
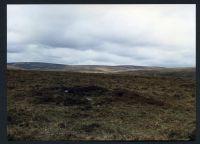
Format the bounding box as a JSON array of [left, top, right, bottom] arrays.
[[7, 4, 196, 67]]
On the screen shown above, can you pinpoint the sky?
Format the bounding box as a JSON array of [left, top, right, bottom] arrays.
[[7, 4, 196, 67]]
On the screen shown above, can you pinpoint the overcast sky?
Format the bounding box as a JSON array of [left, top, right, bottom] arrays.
[[7, 4, 195, 67]]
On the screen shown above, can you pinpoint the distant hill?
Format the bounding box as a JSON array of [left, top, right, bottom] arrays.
[[7, 62, 163, 73], [7, 62, 66, 70], [118, 68, 196, 78], [7, 62, 195, 77]]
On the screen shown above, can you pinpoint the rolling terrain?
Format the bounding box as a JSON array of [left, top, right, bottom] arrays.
[[7, 64, 196, 140], [7, 62, 163, 73]]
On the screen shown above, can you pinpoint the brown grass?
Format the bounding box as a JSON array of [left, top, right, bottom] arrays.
[[7, 69, 196, 140]]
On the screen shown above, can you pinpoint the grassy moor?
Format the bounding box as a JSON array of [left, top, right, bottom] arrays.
[[7, 67, 196, 140]]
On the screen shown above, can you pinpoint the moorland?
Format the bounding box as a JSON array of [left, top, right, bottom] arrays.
[[7, 63, 196, 140]]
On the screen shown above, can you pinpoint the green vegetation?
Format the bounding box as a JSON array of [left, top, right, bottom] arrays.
[[7, 69, 196, 140]]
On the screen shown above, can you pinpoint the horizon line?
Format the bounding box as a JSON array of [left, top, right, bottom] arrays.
[[7, 61, 196, 68]]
